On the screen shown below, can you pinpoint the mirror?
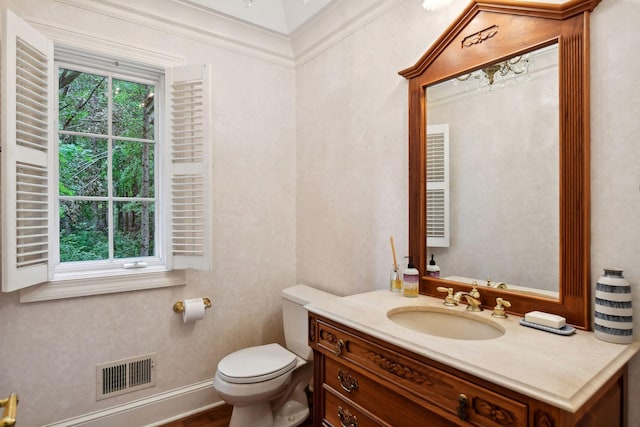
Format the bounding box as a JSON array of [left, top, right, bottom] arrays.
[[399, 0, 601, 329], [426, 45, 559, 298]]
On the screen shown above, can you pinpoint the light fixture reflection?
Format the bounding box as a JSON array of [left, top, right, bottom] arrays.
[[456, 55, 530, 87]]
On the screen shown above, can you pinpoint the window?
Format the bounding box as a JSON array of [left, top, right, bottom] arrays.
[[1, 9, 213, 300], [57, 66, 159, 267]]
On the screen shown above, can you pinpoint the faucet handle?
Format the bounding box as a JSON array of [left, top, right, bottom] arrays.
[[436, 287, 457, 307], [469, 282, 481, 299], [492, 297, 511, 318]]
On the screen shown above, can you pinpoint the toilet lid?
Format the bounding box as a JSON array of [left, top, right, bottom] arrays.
[[217, 343, 298, 384]]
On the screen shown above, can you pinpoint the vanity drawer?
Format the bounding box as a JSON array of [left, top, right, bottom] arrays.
[[323, 388, 386, 427], [324, 357, 458, 426], [312, 316, 527, 427]]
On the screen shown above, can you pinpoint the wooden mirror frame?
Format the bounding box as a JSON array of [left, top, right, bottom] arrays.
[[399, 0, 601, 329]]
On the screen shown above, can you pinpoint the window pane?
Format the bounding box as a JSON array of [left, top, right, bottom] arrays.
[[58, 69, 108, 134], [112, 140, 155, 198], [59, 200, 109, 262], [113, 79, 155, 140], [114, 201, 155, 258], [59, 135, 108, 197]]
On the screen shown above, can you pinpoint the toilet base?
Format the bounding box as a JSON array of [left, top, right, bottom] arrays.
[[273, 400, 309, 427], [273, 359, 312, 427], [229, 402, 274, 427], [223, 362, 312, 427]]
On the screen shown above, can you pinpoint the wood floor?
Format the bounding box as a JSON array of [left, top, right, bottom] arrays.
[[159, 387, 314, 427], [159, 405, 234, 427], [158, 404, 314, 427]]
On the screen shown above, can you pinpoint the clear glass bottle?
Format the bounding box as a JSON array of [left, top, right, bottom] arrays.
[[390, 266, 402, 292]]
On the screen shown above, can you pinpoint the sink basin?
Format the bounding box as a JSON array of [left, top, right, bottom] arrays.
[[387, 306, 505, 340]]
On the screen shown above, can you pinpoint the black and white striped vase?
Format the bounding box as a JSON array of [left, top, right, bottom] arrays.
[[594, 268, 633, 344]]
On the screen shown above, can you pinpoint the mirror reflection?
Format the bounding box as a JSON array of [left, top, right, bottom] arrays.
[[425, 45, 559, 298]]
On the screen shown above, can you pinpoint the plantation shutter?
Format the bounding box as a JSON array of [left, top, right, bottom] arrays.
[[426, 124, 449, 248], [166, 64, 213, 271], [1, 9, 54, 292]]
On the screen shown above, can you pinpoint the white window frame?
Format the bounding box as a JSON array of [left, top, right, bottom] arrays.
[[1, 9, 213, 302], [54, 60, 164, 273]]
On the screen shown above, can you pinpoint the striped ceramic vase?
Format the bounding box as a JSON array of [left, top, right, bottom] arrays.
[[594, 268, 633, 344]]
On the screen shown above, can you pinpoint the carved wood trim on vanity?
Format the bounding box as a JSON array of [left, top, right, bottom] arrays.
[[309, 313, 628, 427], [533, 410, 556, 427], [473, 396, 519, 426], [399, 0, 601, 330], [361, 349, 435, 386]]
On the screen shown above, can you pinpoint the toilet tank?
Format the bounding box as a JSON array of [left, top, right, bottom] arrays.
[[282, 284, 336, 360]]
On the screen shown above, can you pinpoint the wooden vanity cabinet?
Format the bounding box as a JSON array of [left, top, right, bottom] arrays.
[[309, 313, 628, 427]]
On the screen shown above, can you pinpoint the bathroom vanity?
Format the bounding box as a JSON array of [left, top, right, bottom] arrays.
[[307, 291, 639, 427], [305, 1, 640, 425]]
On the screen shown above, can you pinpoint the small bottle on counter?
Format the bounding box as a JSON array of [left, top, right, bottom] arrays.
[[402, 256, 419, 298], [390, 266, 402, 292], [426, 254, 440, 278]]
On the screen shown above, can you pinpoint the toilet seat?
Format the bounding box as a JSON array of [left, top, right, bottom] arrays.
[[217, 343, 297, 384]]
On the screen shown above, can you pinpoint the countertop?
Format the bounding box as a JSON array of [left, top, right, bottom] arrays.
[[306, 290, 640, 413]]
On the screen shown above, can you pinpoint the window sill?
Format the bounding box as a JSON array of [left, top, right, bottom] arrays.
[[19, 268, 186, 303]]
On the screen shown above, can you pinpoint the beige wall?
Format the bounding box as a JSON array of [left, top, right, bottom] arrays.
[[296, 0, 640, 424], [0, 1, 296, 426], [1, 0, 639, 426]]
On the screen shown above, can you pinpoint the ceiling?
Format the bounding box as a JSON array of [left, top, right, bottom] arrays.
[[174, 0, 338, 35]]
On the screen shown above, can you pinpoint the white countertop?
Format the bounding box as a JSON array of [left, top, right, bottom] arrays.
[[306, 290, 640, 413]]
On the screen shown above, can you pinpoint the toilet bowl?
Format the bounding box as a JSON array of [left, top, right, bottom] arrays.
[[213, 285, 336, 427]]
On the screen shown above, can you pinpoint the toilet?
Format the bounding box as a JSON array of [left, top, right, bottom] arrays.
[[213, 284, 336, 427]]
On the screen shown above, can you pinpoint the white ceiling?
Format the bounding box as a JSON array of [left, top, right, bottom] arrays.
[[175, 0, 338, 35]]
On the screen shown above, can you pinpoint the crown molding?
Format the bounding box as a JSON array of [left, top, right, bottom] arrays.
[[292, 0, 404, 67], [53, 0, 296, 67], [50, 0, 402, 69]]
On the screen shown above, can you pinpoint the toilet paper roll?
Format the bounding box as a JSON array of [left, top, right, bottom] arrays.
[[182, 298, 206, 323]]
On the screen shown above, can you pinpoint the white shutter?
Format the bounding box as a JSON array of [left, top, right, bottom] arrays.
[[426, 124, 449, 248], [1, 9, 54, 292], [166, 64, 212, 271]]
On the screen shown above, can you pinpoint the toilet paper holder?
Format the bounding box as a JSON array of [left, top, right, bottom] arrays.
[[173, 297, 212, 313]]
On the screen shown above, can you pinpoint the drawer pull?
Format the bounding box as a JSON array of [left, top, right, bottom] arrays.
[[337, 405, 358, 427], [334, 339, 345, 356], [337, 369, 359, 393], [457, 393, 469, 421]]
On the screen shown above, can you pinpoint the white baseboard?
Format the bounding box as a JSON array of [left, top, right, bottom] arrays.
[[43, 379, 224, 427]]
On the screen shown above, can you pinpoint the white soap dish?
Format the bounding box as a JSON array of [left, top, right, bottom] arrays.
[[519, 319, 576, 336]]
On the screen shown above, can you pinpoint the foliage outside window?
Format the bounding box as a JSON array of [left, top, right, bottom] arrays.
[[58, 68, 157, 264]]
